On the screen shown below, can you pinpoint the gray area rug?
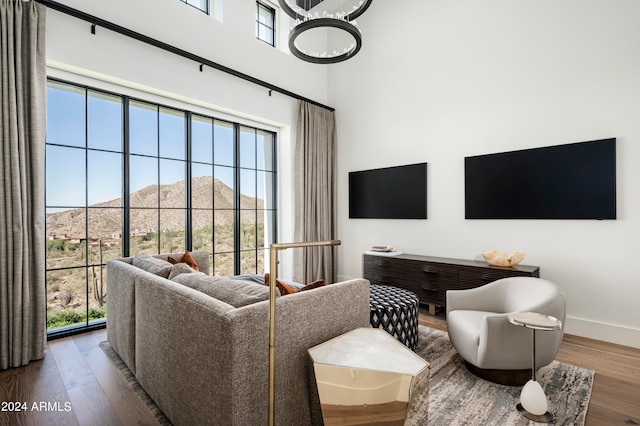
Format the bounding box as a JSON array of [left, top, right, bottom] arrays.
[[99, 341, 173, 425], [409, 326, 594, 426], [101, 326, 593, 426]]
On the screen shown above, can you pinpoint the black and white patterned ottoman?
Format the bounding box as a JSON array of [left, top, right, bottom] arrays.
[[369, 284, 419, 350]]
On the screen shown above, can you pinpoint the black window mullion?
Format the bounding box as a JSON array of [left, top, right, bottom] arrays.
[[233, 123, 241, 275], [123, 96, 131, 257], [84, 87, 90, 327], [254, 129, 259, 273], [273, 133, 278, 245], [156, 105, 161, 254], [186, 111, 193, 251]]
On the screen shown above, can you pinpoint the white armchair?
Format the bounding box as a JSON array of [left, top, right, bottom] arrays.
[[446, 277, 565, 384]]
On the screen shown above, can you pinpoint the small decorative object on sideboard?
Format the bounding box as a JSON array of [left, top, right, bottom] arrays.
[[482, 250, 525, 267], [365, 245, 403, 256]]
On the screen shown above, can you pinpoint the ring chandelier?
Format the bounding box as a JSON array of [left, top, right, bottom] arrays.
[[277, 0, 373, 64]]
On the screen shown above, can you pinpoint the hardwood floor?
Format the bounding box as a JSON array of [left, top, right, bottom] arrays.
[[1, 315, 638, 426]]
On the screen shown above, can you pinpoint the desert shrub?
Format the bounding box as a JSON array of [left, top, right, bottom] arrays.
[[88, 306, 106, 320], [46, 310, 84, 329], [58, 289, 77, 308], [46, 306, 106, 329]]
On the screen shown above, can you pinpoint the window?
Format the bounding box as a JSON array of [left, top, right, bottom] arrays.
[[45, 79, 277, 336], [257, 2, 276, 46], [181, 0, 209, 14]]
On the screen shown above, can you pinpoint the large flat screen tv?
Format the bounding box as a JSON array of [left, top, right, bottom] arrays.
[[465, 138, 616, 219], [349, 163, 428, 219]]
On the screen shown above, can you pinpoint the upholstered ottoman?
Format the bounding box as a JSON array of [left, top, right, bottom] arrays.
[[369, 284, 419, 350]]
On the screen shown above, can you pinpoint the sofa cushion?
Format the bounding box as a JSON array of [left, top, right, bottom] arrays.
[[168, 262, 199, 280], [233, 274, 304, 290], [171, 273, 274, 308], [167, 250, 200, 271], [132, 253, 174, 278]]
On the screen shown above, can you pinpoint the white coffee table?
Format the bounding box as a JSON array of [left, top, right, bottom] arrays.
[[308, 327, 430, 425], [508, 311, 562, 423]]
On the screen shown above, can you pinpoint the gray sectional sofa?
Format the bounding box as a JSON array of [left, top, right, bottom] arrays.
[[106, 252, 371, 426]]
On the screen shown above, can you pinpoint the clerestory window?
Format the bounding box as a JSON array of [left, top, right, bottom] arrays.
[[257, 1, 276, 46], [180, 0, 210, 14]]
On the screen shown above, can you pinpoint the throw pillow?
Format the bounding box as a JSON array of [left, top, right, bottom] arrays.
[[167, 250, 199, 271], [263, 273, 326, 296], [264, 273, 298, 296], [132, 253, 174, 279], [299, 279, 326, 292]]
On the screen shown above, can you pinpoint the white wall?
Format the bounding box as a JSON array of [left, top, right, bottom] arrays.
[[44, 0, 640, 348], [45, 0, 330, 278], [330, 0, 640, 348]]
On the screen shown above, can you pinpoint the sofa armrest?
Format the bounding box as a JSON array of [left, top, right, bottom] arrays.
[[106, 259, 142, 374], [446, 280, 509, 317], [225, 278, 371, 426]]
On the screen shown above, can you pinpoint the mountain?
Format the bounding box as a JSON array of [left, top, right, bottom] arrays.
[[46, 176, 265, 239]]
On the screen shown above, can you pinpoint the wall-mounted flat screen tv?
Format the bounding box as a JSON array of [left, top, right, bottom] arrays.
[[465, 138, 616, 219], [349, 163, 428, 219]]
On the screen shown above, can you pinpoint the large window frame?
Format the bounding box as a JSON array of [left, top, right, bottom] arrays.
[[45, 78, 277, 338]]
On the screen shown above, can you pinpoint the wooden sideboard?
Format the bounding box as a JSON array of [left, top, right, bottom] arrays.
[[363, 253, 540, 315]]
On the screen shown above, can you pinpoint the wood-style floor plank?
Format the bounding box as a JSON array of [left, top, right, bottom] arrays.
[[72, 331, 158, 425], [1, 313, 638, 426], [0, 345, 78, 426]]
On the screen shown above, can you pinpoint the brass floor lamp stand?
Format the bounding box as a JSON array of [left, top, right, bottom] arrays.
[[268, 240, 341, 426]]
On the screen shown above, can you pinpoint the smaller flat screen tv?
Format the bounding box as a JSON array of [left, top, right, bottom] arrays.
[[465, 138, 616, 220], [349, 163, 428, 219]]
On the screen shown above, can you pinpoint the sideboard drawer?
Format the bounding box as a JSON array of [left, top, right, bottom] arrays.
[[404, 261, 457, 305], [364, 255, 404, 274], [458, 267, 536, 289], [405, 261, 458, 290]]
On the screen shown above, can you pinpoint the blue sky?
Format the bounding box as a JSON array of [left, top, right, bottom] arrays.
[[46, 81, 274, 211]]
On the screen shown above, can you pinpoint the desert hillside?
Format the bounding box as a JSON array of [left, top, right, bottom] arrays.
[[46, 176, 265, 239]]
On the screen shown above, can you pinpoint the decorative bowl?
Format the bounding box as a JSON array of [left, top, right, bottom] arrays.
[[482, 250, 525, 267]]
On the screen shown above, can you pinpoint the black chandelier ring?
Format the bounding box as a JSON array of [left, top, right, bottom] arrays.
[[288, 18, 362, 64], [277, 0, 372, 22]]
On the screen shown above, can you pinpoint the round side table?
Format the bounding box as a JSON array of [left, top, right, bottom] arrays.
[[507, 311, 562, 423]]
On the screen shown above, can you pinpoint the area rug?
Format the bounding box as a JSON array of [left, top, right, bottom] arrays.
[[409, 326, 594, 426], [99, 341, 172, 425], [101, 326, 594, 426]]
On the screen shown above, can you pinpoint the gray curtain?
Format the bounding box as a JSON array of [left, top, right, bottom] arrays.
[[293, 101, 337, 283], [0, 0, 47, 370]]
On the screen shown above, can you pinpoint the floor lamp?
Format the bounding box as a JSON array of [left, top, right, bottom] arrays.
[[268, 240, 341, 426]]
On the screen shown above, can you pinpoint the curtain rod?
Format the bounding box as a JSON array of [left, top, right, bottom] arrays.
[[36, 0, 335, 112]]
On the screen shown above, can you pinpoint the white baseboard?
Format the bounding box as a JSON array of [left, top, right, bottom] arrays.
[[564, 316, 640, 349]]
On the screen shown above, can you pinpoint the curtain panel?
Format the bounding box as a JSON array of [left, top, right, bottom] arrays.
[[0, 0, 46, 370], [293, 101, 338, 284]]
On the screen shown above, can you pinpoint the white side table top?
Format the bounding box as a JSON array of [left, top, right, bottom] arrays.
[[508, 311, 562, 331], [308, 327, 428, 375]]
